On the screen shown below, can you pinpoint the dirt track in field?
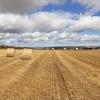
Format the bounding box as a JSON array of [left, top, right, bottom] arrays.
[[0, 49, 100, 100]]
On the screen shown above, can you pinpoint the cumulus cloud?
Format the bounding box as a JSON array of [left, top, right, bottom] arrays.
[[0, 14, 33, 33], [0, 12, 100, 33], [0, 0, 65, 13], [67, 15, 100, 32], [0, 11, 99, 46], [58, 32, 100, 41], [31, 12, 72, 32], [0, 32, 100, 47], [72, 0, 100, 14], [0, 12, 72, 33], [0, 0, 99, 47]]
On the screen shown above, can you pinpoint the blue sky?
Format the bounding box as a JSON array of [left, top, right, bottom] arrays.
[[42, 2, 86, 14], [0, 0, 100, 47]]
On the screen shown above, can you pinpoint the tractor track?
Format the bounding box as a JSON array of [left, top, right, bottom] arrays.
[[0, 50, 99, 100], [0, 51, 45, 100], [52, 51, 70, 100]]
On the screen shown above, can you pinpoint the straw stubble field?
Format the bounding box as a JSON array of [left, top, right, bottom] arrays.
[[0, 49, 100, 100]]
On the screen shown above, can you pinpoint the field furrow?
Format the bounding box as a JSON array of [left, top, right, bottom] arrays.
[[0, 49, 99, 100], [0, 51, 45, 99], [0, 51, 70, 100], [66, 51, 100, 70], [54, 50, 100, 100]]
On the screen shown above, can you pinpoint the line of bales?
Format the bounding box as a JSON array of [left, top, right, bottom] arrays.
[[6, 46, 100, 60], [6, 48, 33, 60], [41, 46, 100, 50]]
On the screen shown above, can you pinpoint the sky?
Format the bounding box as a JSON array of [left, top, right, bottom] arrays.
[[0, 0, 100, 47]]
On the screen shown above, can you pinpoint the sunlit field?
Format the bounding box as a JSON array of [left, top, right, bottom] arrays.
[[0, 49, 100, 100]]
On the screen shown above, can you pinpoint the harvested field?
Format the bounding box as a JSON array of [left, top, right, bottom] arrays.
[[0, 49, 100, 100]]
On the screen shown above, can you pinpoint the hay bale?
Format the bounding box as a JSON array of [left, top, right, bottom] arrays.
[[6, 48, 15, 57], [64, 48, 66, 50], [21, 49, 33, 60], [52, 48, 54, 50], [76, 48, 78, 50], [93, 48, 96, 50]]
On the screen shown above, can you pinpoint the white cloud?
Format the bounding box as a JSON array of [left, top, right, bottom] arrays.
[[0, 0, 65, 13], [72, 0, 100, 14], [0, 11, 99, 46], [0, 32, 100, 47], [67, 15, 100, 32], [58, 32, 100, 41], [0, 14, 33, 33], [1, 12, 100, 34], [0, 12, 72, 33], [31, 12, 72, 32]]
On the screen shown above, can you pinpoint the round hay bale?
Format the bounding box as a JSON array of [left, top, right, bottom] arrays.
[[6, 48, 15, 57], [52, 48, 54, 50], [47, 48, 49, 50], [64, 48, 66, 50], [76, 48, 79, 50], [93, 48, 95, 51], [21, 49, 33, 60]]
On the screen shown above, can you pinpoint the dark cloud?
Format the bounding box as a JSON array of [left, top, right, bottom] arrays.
[[0, 0, 65, 13]]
